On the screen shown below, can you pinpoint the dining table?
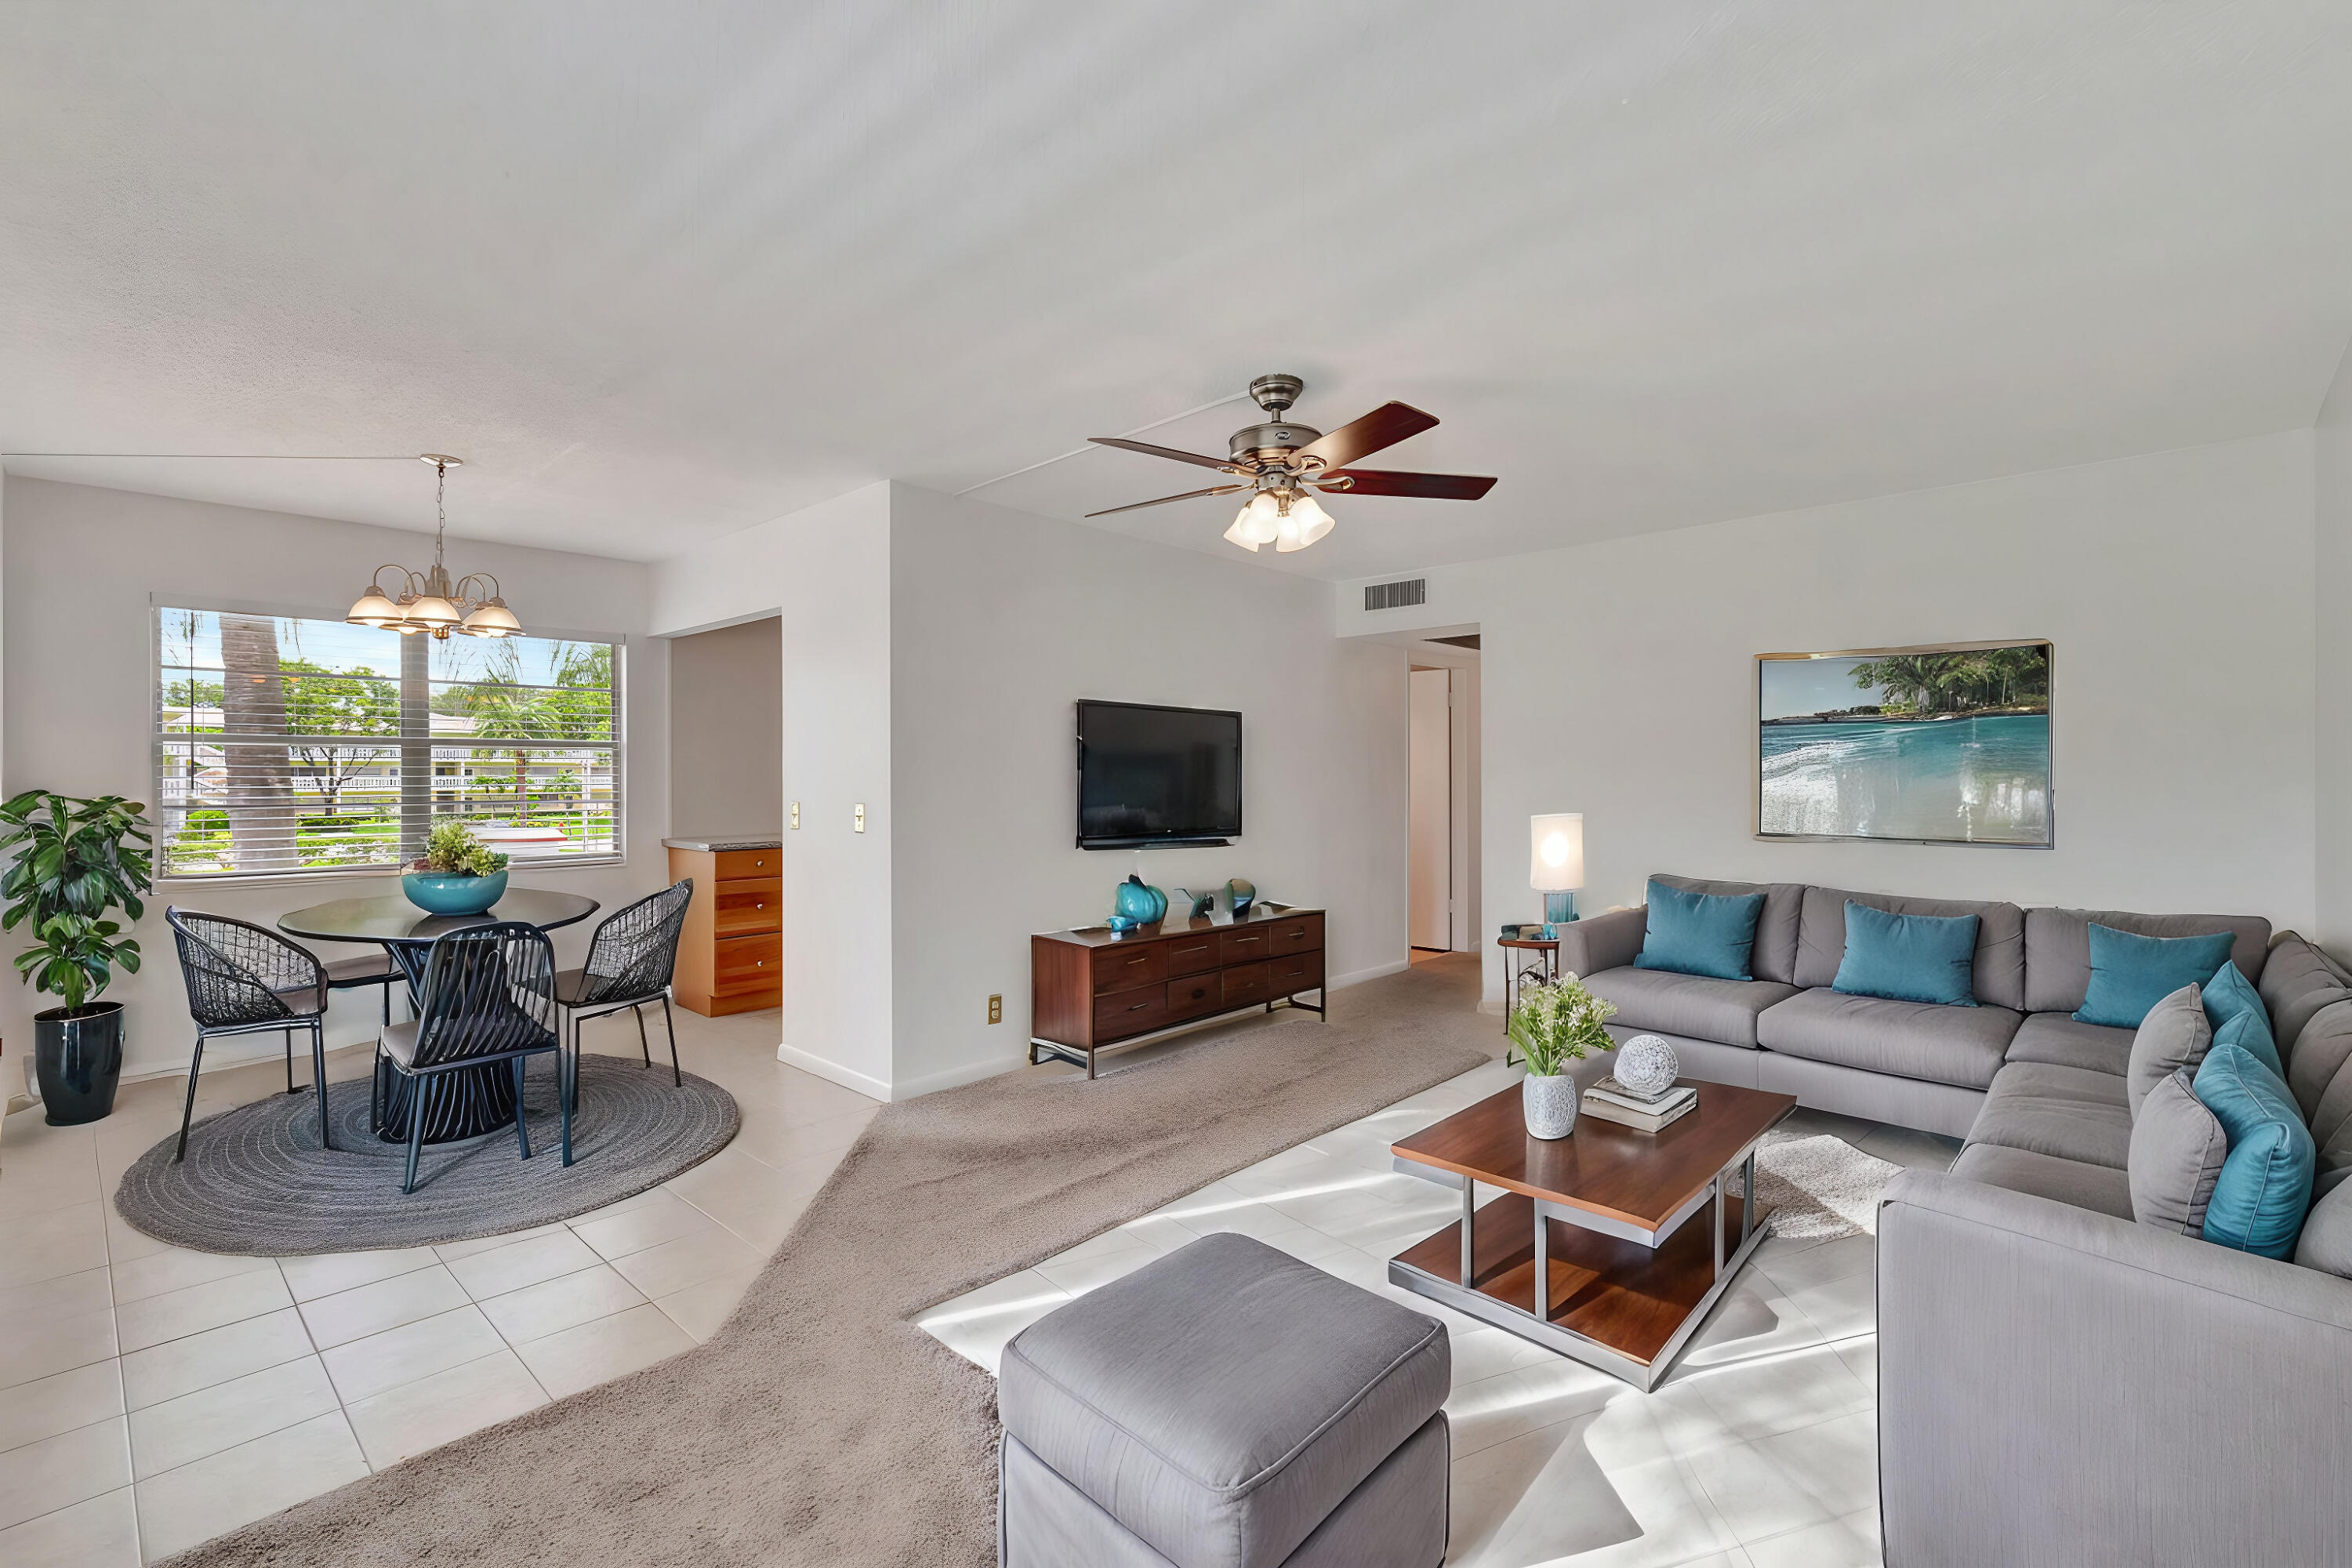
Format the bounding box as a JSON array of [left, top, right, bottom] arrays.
[[279, 889, 600, 1145]]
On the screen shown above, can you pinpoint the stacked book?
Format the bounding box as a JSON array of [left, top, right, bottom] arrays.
[[1581, 1076, 1696, 1133]]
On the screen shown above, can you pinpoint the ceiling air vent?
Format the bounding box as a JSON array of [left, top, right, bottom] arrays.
[[1364, 578, 1428, 612]]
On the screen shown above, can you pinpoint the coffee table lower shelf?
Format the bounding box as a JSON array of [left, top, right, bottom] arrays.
[[1388, 1189, 1771, 1391]]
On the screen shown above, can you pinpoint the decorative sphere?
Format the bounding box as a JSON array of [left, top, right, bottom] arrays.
[[1616, 1034, 1679, 1100]]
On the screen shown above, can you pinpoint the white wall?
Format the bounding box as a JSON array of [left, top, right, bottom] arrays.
[[668, 616, 782, 837], [650, 484, 895, 1098], [885, 484, 1410, 1098], [1, 477, 670, 1083], [1340, 433, 2320, 1004], [2318, 346, 2352, 947]]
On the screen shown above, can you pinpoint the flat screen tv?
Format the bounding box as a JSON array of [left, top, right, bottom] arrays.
[[1076, 700, 1242, 849]]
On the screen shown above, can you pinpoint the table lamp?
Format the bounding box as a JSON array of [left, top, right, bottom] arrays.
[[1530, 813, 1583, 929]]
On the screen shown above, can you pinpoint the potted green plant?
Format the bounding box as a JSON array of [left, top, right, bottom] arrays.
[[401, 818, 511, 916], [1506, 971, 1617, 1139], [0, 791, 153, 1124]]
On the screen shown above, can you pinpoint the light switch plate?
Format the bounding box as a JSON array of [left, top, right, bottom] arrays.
[[789, 801, 800, 829], [854, 803, 866, 833]]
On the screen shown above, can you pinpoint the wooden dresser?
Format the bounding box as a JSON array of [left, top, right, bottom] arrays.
[[1030, 906, 1326, 1077], [665, 837, 782, 1016]]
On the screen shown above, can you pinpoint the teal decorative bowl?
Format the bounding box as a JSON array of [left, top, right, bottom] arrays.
[[401, 869, 508, 916]]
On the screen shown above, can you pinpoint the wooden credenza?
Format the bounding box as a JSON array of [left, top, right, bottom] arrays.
[[1030, 906, 1326, 1077], [666, 839, 782, 1016]]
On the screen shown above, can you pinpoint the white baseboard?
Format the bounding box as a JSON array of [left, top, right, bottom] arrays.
[[775, 1041, 893, 1102], [1329, 959, 1410, 990], [885, 1054, 1025, 1102]]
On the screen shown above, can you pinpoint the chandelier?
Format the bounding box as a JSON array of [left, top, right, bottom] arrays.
[[346, 455, 522, 639]]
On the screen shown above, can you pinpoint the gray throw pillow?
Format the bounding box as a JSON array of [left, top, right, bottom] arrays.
[[2127, 983, 2212, 1120], [2129, 1069, 2229, 1236], [2295, 1178, 2352, 1277]]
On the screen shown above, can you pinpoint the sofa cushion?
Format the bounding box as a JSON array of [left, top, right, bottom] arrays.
[[2129, 1069, 2229, 1236], [1966, 1062, 2134, 1169], [998, 1233, 1450, 1568], [2294, 1179, 2352, 1279], [1951, 1142, 2135, 1221], [2193, 1043, 2315, 1260], [2285, 998, 2352, 1123], [2005, 1013, 2134, 1076], [2125, 984, 2211, 1120], [1583, 969, 1795, 1049], [1831, 902, 1980, 1007], [1650, 874, 1804, 985], [1755, 988, 2020, 1090], [1793, 886, 2024, 1010], [2259, 933, 2348, 1044], [2023, 907, 2272, 1016], [2075, 924, 2237, 1029], [1634, 880, 1766, 982]]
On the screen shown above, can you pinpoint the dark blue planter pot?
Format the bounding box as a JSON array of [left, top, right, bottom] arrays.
[[35, 1001, 123, 1125], [401, 869, 509, 916]]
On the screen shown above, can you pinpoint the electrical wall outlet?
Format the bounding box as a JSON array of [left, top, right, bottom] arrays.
[[789, 801, 800, 829], [987, 993, 1003, 1025]]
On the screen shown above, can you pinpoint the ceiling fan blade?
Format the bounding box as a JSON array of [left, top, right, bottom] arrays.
[[1089, 437, 1251, 474], [1317, 468, 1497, 501], [1293, 401, 1439, 470], [1083, 483, 1249, 518]]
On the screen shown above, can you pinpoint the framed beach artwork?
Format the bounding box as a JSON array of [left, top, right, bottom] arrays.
[[1755, 641, 2053, 848]]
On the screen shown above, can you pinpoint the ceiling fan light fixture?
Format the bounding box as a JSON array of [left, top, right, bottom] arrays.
[[1221, 513, 1261, 552], [1283, 492, 1334, 552], [1233, 490, 1283, 547]]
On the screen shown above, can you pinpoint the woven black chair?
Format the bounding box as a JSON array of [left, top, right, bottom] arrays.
[[164, 908, 333, 1163], [554, 880, 693, 1130], [376, 922, 561, 1192]]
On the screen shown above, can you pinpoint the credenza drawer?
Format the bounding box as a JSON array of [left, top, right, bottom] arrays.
[[712, 932, 780, 993], [1221, 960, 1273, 1007], [1163, 934, 1222, 977], [1166, 974, 1221, 1022], [1092, 944, 1167, 994], [715, 848, 779, 880], [1268, 914, 1324, 955], [713, 879, 781, 937], [1270, 950, 1323, 993], [1094, 985, 1167, 1039], [1220, 927, 1272, 965]]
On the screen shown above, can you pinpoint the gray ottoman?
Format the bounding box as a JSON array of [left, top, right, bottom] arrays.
[[998, 1232, 1451, 1568]]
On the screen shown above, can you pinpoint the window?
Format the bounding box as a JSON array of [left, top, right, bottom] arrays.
[[156, 608, 622, 879]]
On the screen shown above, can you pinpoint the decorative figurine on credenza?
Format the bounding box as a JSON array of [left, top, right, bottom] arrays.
[[1225, 877, 1257, 917], [1177, 887, 1216, 920], [1113, 874, 1168, 926]]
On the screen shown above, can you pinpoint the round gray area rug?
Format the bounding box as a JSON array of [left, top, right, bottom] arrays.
[[116, 1055, 739, 1254]]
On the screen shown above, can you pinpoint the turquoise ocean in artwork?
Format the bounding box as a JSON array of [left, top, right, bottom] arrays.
[[1759, 713, 2049, 843]]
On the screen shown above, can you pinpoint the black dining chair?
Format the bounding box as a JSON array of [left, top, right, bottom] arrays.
[[164, 908, 334, 1162], [376, 921, 562, 1192], [552, 880, 694, 1129]]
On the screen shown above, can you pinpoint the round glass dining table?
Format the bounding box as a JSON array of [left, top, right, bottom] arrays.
[[279, 890, 600, 1145]]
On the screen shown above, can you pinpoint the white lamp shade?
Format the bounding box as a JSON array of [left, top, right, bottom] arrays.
[[404, 593, 460, 630], [459, 599, 522, 637], [347, 586, 401, 627], [1274, 492, 1332, 553], [1221, 513, 1262, 551], [1233, 491, 1283, 546], [1530, 813, 1584, 891]]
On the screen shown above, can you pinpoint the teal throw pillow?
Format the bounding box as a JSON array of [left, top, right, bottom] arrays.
[[2200, 961, 2280, 1076], [1633, 880, 1764, 982], [2076, 925, 2238, 1029], [1831, 902, 1980, 1007], [2193, 1042, 2315, 1259]]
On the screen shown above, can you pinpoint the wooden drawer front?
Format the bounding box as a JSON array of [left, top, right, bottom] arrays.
[[715, 848, 779, 881], [1163, 935, 1221, 978], [1092, 944, 1167, 995], [1221, 927, 1272, 965], [1269, 914, 1324, 955], [1165, 974, 1221, 1023], [713, 933, 781, 993], [1221, 960, 1273, 1007], [1093, 985, 1167, 1040], [1270, 950, 1324, 993], [713, 880, 781, 937]]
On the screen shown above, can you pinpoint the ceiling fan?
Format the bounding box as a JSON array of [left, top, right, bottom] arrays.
[[1084, 374, 1496, 554]]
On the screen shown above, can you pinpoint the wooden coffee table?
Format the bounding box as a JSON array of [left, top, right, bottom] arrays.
[[1388, 1080, 1796, 1389]]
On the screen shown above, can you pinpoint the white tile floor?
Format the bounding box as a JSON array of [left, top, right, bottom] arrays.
[[0, 1005, 877, 1566], [921, 1058, 1959, 1568]]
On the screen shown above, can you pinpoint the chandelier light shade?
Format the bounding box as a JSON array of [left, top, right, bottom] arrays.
[[347, 456, 524, 641]]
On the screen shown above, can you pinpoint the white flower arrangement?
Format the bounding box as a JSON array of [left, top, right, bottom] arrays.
[[1506, 971, 1618, 1077]]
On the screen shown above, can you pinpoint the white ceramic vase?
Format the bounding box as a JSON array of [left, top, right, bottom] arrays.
[[1523, 1073, 1577, 1140]]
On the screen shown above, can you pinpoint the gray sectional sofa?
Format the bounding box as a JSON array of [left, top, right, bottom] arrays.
[[1560, 873, 2352, 1566]]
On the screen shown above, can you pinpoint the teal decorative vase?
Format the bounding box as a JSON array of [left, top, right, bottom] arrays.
[[1226, 877, 1256, 917], [401, 869, 509, 916], [1177, 887, 1215, 919], [1114, 874, 1168, 924]]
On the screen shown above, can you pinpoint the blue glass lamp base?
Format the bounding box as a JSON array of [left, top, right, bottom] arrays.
[[1543, 891, 1578, 925]]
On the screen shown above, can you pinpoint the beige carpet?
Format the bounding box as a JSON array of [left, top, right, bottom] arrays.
[[1744, 1131, 1903, 1240], [165, 956, 1495, 1567]]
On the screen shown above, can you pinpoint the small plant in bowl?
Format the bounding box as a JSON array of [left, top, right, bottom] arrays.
[[401, 819, 512, 916], [1507, 971, 1617, 1140]]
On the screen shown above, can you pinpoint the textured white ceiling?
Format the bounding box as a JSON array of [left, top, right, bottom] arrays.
[[3, 2, 2350, 579]]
